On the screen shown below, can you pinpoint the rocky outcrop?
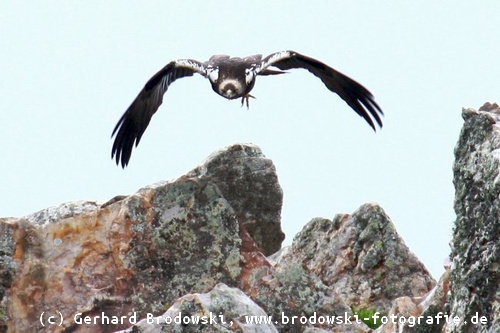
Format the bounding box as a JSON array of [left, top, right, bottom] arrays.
[[270, 204, 435, 315], [115, 283, 279, 333], [0, 144, 284, 332], [186, 144, 284, 256], [374, 269, 451, 333], [3, 103, 499, 333], [373, 103, 500, 333], [4, 176, 245, 332], [0, 142, 435, 333], [444, 103, 500, 333]]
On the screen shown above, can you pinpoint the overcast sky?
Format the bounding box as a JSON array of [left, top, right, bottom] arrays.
[[2, 1, 499, 279]]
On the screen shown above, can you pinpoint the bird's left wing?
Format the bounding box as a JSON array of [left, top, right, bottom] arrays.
[[111, 59, 207, 167], [256, 51, 383, 130]]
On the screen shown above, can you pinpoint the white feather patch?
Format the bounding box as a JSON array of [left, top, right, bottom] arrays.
[[257, 50, 293, 73], [207, 67, 219, 83], [245, 68, 256, 85], [174, 59, 207, 77]]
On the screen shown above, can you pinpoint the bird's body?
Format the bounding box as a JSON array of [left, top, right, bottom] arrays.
[[204, 54, 268, 104], [112, 50, 384, 167]]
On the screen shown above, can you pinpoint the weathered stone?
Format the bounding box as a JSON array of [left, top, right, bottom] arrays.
[[115, 283, 278, 333], [374, 269, 451, 333], [241, 222, 365, 332], [444, 105, 500, 333], [3, 101, 499, 333], [8, 179, 242, 332], [248, 261, 361, 333], [187, 143, 284, 256], [273, 204, 435, 316], [0, 218, 16, 333], [25, 200, 101, 226], [390, 269, 452, 333], [0, 144, 283, 332]]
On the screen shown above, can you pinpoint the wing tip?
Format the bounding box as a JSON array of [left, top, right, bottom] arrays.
[[111, 121, 135, 168]]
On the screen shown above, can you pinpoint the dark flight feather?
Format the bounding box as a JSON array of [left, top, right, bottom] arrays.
[[258, 51, 383, 130], [111, 60, 206, 167]]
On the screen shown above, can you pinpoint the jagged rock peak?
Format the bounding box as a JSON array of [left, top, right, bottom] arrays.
[[271, 203, 435, 315], [186, 143, 284, 255], [446, 104, 500, 333], [0, 141, 453, 333], [0, 143, 284, 332]]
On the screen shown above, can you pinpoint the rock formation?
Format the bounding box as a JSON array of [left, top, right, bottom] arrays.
[[1, 103, 499, 332], [444, 103, 500, 333], [373, 103, 500, 333], [270, 205, 435, 314]]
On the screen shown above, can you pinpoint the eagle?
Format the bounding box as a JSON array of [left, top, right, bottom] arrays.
[[111, 50, 383, 167]]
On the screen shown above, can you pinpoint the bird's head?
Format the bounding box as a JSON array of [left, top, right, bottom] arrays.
[[213, 79, 245, 100], [220, 83, 240, 99]]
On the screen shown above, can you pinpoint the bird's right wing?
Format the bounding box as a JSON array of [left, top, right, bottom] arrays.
[[111, 59, 207, 167], [257, 51, 383, 131]]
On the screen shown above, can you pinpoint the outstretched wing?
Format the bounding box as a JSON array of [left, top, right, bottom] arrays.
[[257, 51, 383, 130], [111, 59, 207, 167]]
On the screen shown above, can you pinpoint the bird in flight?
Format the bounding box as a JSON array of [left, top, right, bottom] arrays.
[[111, 50, 383, 167]]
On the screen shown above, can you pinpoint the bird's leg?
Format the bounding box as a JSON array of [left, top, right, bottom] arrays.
[[240, 94, 256, 109]]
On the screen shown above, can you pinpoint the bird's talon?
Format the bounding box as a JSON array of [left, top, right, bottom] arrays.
[[241, 94, 256, 110]]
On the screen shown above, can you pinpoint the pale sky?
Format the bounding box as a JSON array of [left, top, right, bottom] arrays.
[[2, 1, 499, 279]]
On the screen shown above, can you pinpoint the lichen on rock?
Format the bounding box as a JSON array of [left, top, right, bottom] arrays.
[[187, 143, 284, 256], [2, 110, 498, 333], [272, 203, 435, 316], [444, 104, 500, 333]]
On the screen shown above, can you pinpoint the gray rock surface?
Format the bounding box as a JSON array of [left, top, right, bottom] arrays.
[[444, 104, 500, 333], [373, 104, 500, 333], [4, 108, 499, 333], [271, 204, 435, 318], [0, 143, 283, 332], [187, 143, 284, 256], [115, 283, 279, 333]]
